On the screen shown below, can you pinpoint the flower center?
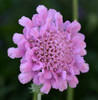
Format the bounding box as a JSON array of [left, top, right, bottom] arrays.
[[30, 31, 73, 71]]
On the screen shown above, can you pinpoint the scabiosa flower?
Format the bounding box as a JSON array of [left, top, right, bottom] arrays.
[[8, 5, 89, 94]]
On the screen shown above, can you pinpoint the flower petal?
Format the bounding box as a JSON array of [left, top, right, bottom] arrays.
[[44, 71, 52, 79], [61, 71, 66, 80], [8, 47, 25, 59], [63, 21, 71, 30], [32, 62, 43, 71], [18, 72, 33, 84], [33, 76, 40, 85], [20, 61, 32, 73], [68, 76, 79, 88], [19, 16, 32, 27], [38, 72, 46, 83], [40, 82, 51, 94], [25, 47, 38, 61], [54, 12, 63, 28], [36, 5, 47, 14], [30, 27, 39, 38], [13, 33, 24, 44], [67, 20, 81, 33], [59, 80, 67, 91], [80, 63, 89, 73]]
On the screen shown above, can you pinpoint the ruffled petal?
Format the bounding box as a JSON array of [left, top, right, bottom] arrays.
[[13, 33, 24, 44], [32, 62, 43, 71], [30, 27, 39, 38], [25, 47, 39, 61], [44, 71, 52, 79], [73, 67, 80, 75], [40, 82, 51, 94], [36, 5, 47, 14], [68, 76, 79, 88], [63, 21, 71, 30], [19, 16, 32, 27], [33, 76, 40, 85], [18, 72, 33, 84], [67, 20, 81, 33], [54, 12, 63, 28], [52, 80, 59, 89], [59, 80, 67, 91], [17, 38, 27, 49], [20, 61, 32, 73], [80, 63, 89, 73], [61, 71, 66, 80], [38, 72, 46, 83], [72, 33, 85, 41], [8, 47, 25, 59]]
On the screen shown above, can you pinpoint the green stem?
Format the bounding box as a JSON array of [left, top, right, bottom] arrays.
[[37, 93, 41, 100], [73, 0, 78, 20], [33, 93, 42, 100], [67, 87, 74, 100], [33, 93, 37, 100], [67, 0, 78, 100]]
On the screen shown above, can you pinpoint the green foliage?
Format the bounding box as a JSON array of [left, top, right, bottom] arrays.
[[29, 84, 43, 95]]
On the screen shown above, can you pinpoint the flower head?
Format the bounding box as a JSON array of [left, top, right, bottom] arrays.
[[8, 5, 89, 94]]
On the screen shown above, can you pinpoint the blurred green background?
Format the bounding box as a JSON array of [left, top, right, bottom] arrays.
[[0, 0, 98, 100]]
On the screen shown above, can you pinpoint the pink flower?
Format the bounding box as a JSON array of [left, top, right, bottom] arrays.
[[7, 5, 89, 94]]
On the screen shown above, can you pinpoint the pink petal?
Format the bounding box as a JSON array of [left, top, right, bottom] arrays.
[[63, 21, 71, 30], [25, 42, 31, 50], [40, 82, 51, 94], [13, 33, 24, 44], [38, 72, 46, 83], [59, 80, 67, 91], [52, 80, 59, 89], [33, 77, 40, 85], [80, 63, 89, 73], [54, 12, 63, 27], [67, 20, 81, 33], [44, 71, 52, 79], [25, 48, 33, 61], [8, 47, 25, 59], [48, 9, 56, 17], [32, 14, 38, 27], [36, 5, 47, 14], [23, 27, 31, 39], [20, 61, 32, 73], [25, 47, 38, 61], [72, 33, 85, 41], [44, 9, 56, 30], [68, 76, 79, 88], [32, 62, 43, 71], [17, 38, 27, 49], [18, 16, 32, 27], [20, 56, 26, 64], [75, 55, 84, 64], [66, 67, 75, 80], [61, 71, 66, 80], [52, 72, 58, 80], [30, 27, 39, 38], [18, 72, 33, 84], [73, 67, 80, 75], [80, 49, 87, 56]]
